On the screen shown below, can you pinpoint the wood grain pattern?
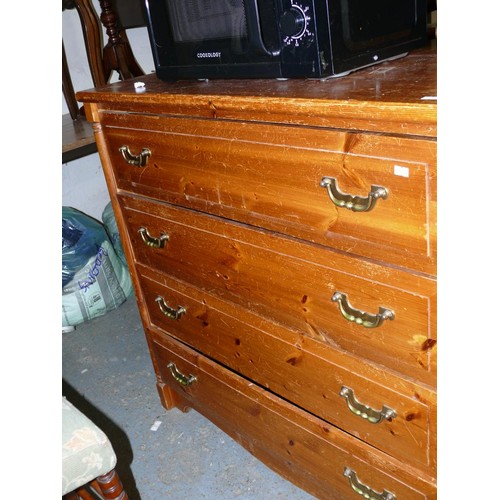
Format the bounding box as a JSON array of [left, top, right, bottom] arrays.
[[151, 331, 436, 500], [82, 48, 437, 499], [102, 113, 436, 274], [120, 193, 436, 386], [77, 49, 436, 137], [138, 263, 436, 472]]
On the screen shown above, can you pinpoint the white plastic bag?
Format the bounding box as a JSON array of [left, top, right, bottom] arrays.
[[62, 207, 133, 328]]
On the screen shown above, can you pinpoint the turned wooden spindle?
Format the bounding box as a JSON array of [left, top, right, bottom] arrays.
[[98, 0, 144, 83]]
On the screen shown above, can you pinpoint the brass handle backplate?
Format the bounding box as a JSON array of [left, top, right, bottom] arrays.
[[331, 292, 394, 329], [339, 386, 396, 424], [343, 467, 396, 500], [156, 296, 186, 321], [320, 177, 388, 212], [166, 362, 197, 387], [119, 145, 151, 167], [138, 227, 169, 248]]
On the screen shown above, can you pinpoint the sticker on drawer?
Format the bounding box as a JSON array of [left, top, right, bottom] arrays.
[[393, 165, 410, 177]]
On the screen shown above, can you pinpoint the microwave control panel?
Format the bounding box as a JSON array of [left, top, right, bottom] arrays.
[[279, 2, 314, 45]]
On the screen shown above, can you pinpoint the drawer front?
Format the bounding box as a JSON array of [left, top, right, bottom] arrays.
[[102, 114, 436, 273], [149, 331, 436, 499], [138, 264, 436, 471], [120, 195, 436, 385]]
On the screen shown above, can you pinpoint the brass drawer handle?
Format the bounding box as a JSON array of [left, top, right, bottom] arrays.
[[119, 145, 151, 167], [331, 291, 394, 329], [343, 467, 396, 500], [138, 227, 169, 248], [339, 386, 396, 424], [166, 362, 197, 387], [156, 296, 186, 321], [320, 177, 388, 212]]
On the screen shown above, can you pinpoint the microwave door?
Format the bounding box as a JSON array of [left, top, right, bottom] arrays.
[[244, 0, 280, 57], [166, 0, 246, 44], [146, 0, 283, 79]]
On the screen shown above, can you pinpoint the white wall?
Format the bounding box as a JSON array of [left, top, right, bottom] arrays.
[[62, 1, 155, 220]]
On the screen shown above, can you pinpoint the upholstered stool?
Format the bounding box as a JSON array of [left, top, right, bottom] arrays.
[[62, 397, 128, 499]]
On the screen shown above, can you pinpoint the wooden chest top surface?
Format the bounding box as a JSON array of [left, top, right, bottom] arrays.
[[77, 49, 436, 137]]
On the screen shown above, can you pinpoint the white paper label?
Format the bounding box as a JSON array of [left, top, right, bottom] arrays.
[[394, 165, 410, 177]]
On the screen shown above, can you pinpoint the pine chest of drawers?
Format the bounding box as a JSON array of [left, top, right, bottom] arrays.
[[78, 48, 437, 499]]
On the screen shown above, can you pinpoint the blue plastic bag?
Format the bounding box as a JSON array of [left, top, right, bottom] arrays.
[[62, 207, 106, 287], [62, 207, 133, 327]]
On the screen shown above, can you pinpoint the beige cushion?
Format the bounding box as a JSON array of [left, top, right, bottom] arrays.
[[62, 397, 117, 495]]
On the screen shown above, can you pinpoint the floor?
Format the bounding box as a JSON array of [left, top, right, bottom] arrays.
[[62, 296, 315, 500]]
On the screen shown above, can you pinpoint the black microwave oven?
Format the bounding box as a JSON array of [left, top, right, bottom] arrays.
[[144, 0, 428, 80]]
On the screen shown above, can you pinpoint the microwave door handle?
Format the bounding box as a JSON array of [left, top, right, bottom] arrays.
[[244, 0, 280, 57]]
